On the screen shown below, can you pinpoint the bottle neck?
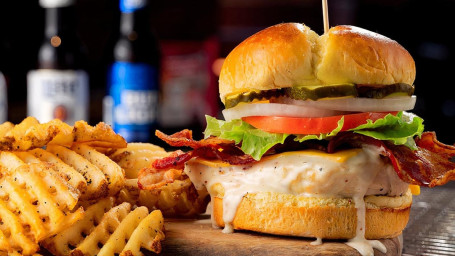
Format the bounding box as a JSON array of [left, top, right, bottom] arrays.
[[44, 6, 77, 38], [120, 8, 150, 36], [114, 1, 159, 64], [39, 4, 84, 69]]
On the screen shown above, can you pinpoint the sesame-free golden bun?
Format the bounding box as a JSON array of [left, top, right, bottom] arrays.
[[219, 23, 416, 103], [212, 190, 412, 239]]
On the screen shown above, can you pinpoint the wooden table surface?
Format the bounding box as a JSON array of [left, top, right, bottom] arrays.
[[160, 215, 402, 256]]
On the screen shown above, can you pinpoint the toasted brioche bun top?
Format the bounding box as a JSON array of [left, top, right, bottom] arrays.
[[219, 23, 416, 103]]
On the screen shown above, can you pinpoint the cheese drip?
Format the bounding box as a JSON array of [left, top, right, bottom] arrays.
[[184, 147, 408, 256]]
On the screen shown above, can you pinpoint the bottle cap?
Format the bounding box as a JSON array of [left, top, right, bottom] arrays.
[[39, 0, 75, 8], [120, 0, 147, 13]]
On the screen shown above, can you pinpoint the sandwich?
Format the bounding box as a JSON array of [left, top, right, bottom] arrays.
[[138, 23, 455, 255]]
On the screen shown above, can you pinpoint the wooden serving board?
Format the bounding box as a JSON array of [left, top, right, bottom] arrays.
[[160, 215, 402, 256]]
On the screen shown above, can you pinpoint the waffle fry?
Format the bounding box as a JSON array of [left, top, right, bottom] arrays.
[[108, 143, 208, 217], [0, 199, 40, 255], [109, 143, 169, 179], [47, 120, 74, 147], [94, 206, 150, 255], [28, 148, 87, 193], [42, 198, 115, 256], [69, 202, 164, 256], [118, 177, 208, 217], [18, 119, 65, 150], [121, 210, 165, 255], [73, 121, 127, 149], [47, 144, 109, 200], [0, 118, 126, 151], [0, 230, 8, 250], [0, 121, 13, 137], [1, 252, 43, 256], [0, 162, 84, 255], [0, 117, 64, 151], [2, 117, 40, 150], [0, 151, 24, 174], [71, 144, 125, 196], [72, 202, 132, 256]]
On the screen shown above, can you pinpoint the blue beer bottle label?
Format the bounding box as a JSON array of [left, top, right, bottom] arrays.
[[108, 61, 158, 142], [120, 0, 147, 13]]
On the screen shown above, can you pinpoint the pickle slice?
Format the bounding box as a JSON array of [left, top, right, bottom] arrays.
[[356, 83, 414, 98], [224, 83, 415, 108], [285, 84, 357, 101], [224, 89, 285, 109]]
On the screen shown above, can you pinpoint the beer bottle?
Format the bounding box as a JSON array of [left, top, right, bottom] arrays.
[[105, 0, 160, 142], [27, 0, 89, 124]]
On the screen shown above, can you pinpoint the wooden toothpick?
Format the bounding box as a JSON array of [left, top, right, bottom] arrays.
[[322, 0, 329, 33]]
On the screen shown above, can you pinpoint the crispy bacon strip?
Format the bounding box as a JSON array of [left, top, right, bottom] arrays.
[[138, 131, 255, 190], [154, 129, 254, 167], [138, 146, 255, 190], [329, 132, 455, 187], [384, 143, 433, 186], [385, 132, 455, 187], [152, 150, 193, 170], [414, 132, 455, 187], [138, 166, 184, 190], [327, 132, 384, 153], [192, 146, 256, 165], [155, 129, 234, 149], [149, 146, 255, 171]]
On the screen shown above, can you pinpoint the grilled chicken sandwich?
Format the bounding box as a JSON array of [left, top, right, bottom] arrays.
[[138, 23, 455, 255]]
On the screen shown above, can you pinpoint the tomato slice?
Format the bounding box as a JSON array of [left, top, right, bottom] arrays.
[[242, 112, 397, 135]]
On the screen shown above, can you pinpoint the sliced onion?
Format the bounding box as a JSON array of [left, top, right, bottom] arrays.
[[222, 96, 416, 121], [222, 103, 345, 121], [276, 96, 417, 112]]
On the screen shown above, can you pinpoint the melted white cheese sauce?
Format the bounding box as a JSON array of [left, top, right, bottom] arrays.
[[310, 237, 322, 246], [346, 195, 387, 256], [184, 146, 408, 256]]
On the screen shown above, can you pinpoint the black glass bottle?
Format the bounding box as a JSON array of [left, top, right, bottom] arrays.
[[27, 0, 89, 124]]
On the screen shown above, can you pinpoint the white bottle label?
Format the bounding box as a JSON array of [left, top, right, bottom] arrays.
[[27, 69, 89, 125], [0, 72, 7, 123], [114, 90, 157, 125]]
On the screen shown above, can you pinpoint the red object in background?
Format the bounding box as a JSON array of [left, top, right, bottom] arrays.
[[158, 37, 219, 137]]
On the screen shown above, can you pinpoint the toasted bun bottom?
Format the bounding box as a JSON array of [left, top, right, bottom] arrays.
[[212, 191, 412, 239]]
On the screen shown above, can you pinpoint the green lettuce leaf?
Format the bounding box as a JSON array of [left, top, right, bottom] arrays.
[[205, 116, 289, 160], [204, 112, 424, 160], [350, 112, 424, 150]]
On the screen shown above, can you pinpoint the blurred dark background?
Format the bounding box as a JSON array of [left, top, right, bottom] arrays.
[[0, 0, 454, 144]]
